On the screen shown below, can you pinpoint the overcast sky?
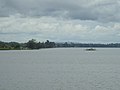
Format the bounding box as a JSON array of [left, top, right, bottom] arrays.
[[0, 0, 120, 43]]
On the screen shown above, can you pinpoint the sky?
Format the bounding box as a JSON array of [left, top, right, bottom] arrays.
[[0, 0, 120, 43]]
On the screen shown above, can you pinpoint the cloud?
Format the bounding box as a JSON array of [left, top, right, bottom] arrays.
[[0, 0, 120, 43], [0, 15, 120, 43], [0, 0, 120, 22]]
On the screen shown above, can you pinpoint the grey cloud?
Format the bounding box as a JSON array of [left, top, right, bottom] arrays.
[[0, 0, 120, 22], [0, 0, 120, 43], [0, 16, 120, 43]]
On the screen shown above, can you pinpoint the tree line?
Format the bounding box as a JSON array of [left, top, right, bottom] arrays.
[[0, 39, 120, 50], [56, 42, 120, 48], [26, 39, 55, 49], [0, 39, 55, 50]]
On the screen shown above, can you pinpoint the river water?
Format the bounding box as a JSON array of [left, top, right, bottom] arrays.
[[0, 48, 120, 90]]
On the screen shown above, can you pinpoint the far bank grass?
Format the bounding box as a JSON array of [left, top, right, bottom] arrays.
[[0, 48, 21, 50], [0, 48, 11, 50]]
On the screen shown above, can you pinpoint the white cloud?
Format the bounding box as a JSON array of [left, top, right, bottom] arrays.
[[113, 23, 120, 30], [0, 15, 120, 43]]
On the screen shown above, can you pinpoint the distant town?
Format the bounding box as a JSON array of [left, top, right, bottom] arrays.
[[0, 39, 120, 50]]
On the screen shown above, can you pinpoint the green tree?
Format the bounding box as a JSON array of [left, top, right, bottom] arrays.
[[45, 40, 55, 48], [26, 39, 37, 49], [9, 42, 20, 49]]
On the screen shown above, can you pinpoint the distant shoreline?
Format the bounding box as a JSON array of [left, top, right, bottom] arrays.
[[1, 47, 120, 51], [1, 39, 120, 50]]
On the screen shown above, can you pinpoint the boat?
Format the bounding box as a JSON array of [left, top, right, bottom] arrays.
[[85, 48, 96, 51]]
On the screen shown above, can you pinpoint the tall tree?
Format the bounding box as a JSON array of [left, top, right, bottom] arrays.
[[26, 39, 37, 49]]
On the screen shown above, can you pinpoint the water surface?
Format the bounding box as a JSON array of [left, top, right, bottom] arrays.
[[0, 48, 120, 90]]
